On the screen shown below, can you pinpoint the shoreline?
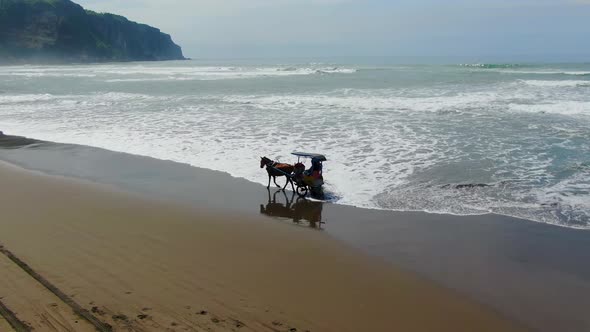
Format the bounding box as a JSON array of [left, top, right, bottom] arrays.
[[0, 132, 579, 230], [1, 134, 590, 331], [0, 158, 525, 332]]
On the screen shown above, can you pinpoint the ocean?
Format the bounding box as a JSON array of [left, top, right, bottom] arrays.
[[0, 59, 589, 228]]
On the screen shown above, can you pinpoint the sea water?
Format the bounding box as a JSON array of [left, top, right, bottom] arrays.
[[0, 59, 589, 228]]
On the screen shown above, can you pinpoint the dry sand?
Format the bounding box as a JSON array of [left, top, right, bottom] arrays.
[[0, 252, 96, 331], [0, 161, 526, 332]]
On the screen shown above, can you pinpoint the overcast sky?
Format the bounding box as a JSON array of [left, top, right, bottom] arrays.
[[77, 0, 590, 59]]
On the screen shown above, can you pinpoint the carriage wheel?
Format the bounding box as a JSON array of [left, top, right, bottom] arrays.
[[296, 185, 308, 198]]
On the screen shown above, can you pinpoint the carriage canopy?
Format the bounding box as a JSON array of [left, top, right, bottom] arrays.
[[291, 152, 327, 161]]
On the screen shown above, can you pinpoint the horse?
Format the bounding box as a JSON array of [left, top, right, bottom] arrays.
[[260, 156, 295, 191]]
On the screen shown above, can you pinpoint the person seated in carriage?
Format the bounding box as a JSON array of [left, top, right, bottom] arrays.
[[292, 157, 322, 183], [290, 152, 326, 193], [302, 157, 324, 188], [305, 157, 323, 179]]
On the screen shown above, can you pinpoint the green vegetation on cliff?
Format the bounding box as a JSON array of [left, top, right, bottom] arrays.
[[0, 0, 185, 63]]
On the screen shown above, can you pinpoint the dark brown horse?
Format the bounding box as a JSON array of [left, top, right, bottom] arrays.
[[260, 156, 295, 191]]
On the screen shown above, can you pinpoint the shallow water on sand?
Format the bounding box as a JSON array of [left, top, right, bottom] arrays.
[[0, 60, 589, 228]]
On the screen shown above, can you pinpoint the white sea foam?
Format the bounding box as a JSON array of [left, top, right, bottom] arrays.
[[0, 64, 356, 81], [0, 72, 97, 78], [105, 77, 197, 83], [508, 101, 590, 116], [223, 86, 590, 117], [97, 66, 357, 81], [497, 70, 590, 76], [0, 94, 59, 104], [1, 62, 589, 228], [0, 92, 159, 106], [459, 64, 590, 76], [222, 91, 506, 114], [520, 80, 590, 87]]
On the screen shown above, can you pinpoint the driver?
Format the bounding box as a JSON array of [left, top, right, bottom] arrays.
[[305, 157, 322, 178]]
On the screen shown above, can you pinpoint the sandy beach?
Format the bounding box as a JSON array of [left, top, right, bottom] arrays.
[[0, 159, 528, 331], [1, 1, 589, 330]]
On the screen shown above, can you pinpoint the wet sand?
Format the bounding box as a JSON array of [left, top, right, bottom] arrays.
[[0, 160, 526, 332]]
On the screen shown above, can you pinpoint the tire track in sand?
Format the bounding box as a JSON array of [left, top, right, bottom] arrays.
[[0, 299, 28, 331], [0, 244, 112, 331]]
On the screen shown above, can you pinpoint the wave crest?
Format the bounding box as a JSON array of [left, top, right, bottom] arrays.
[[460, 63, 524, 69]]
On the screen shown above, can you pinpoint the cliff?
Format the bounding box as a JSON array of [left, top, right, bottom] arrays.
[[0, 0, 186, 63]]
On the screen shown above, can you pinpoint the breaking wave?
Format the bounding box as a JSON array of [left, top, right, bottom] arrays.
[[519, 80, 590, 87], [0, 64, 357, 82], [460, 63, 525, 69]]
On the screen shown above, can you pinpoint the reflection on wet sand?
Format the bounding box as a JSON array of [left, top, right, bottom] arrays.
[[260, 189, 324, 229]]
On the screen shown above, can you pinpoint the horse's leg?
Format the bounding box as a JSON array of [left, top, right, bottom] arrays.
[[289, 177, 295, 192], [274, 176, 281, 188], [267, 174, 271, 189], [282, 176, 291, 191]]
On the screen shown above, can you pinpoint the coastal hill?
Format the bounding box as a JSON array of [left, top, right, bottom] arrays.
[[0, 0, 185, 63]]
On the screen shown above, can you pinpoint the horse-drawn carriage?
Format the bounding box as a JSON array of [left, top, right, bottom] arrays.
[[260, 152, 327, 198]]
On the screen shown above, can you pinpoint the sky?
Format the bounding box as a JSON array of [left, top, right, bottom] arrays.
[[77, 0, 590, 60]]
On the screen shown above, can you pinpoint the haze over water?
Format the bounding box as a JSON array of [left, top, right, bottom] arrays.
[[1, 59, 589, 228]]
